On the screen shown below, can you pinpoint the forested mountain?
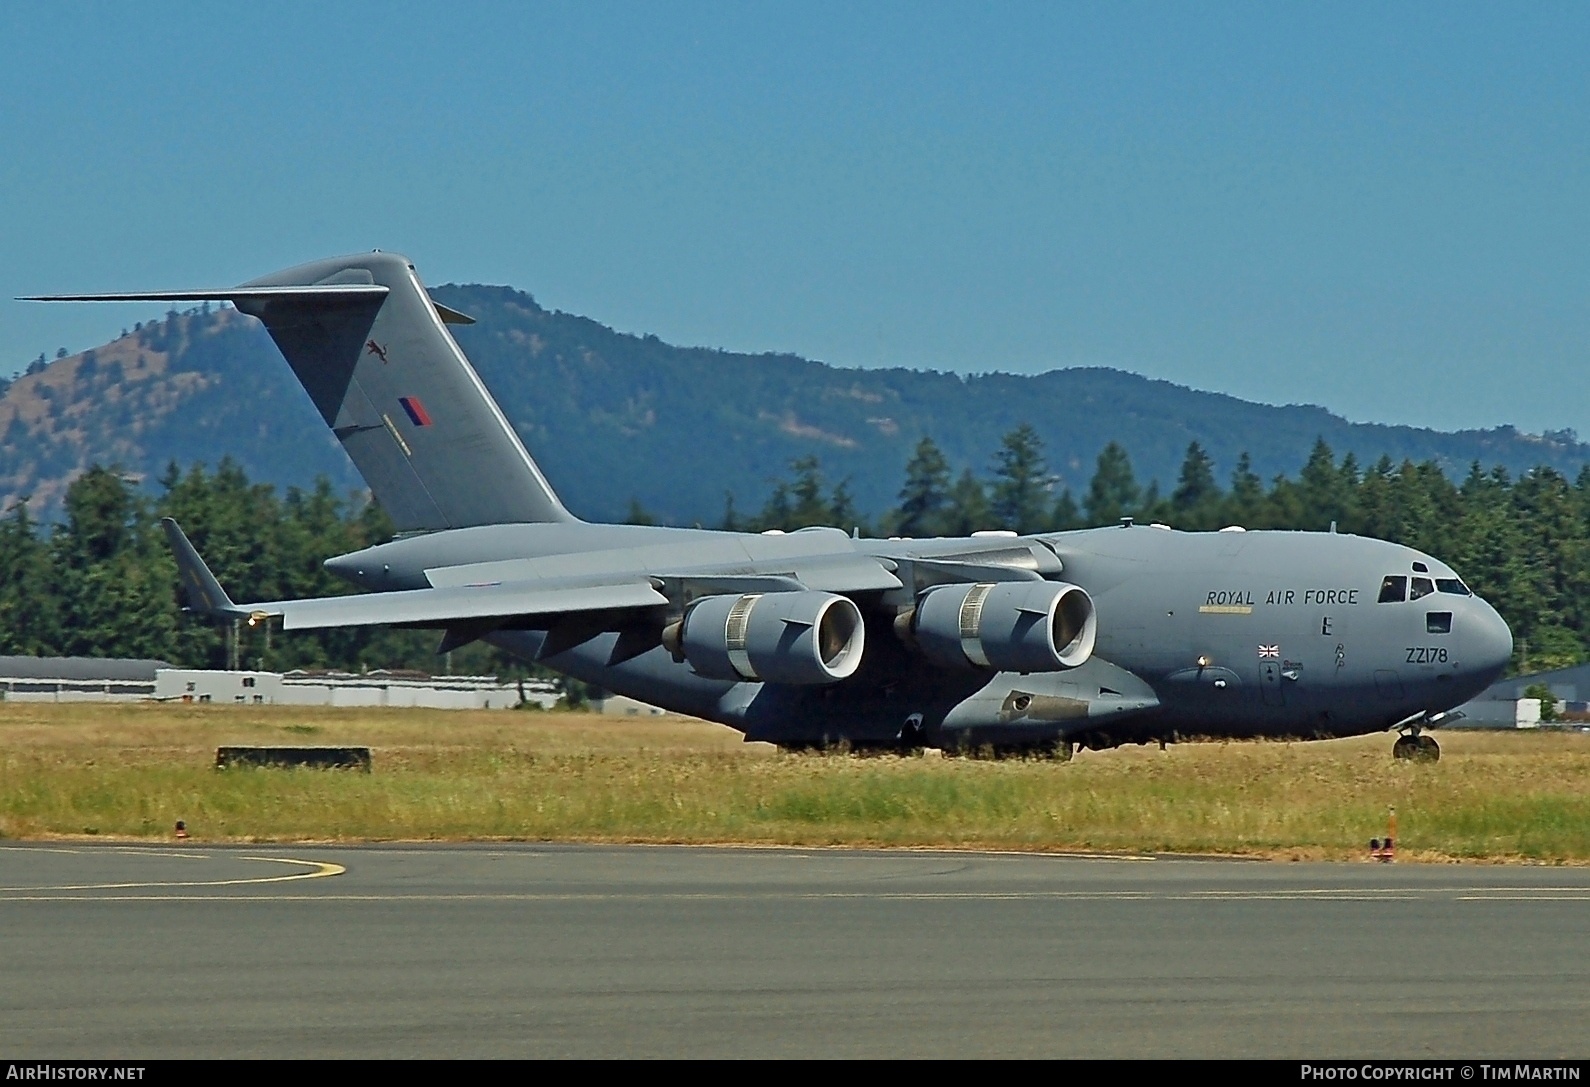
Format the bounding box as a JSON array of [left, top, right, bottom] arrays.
[[3, 438, 1590, 678], [3, 281, 1590, 678], [2, 284, 1587, 525]]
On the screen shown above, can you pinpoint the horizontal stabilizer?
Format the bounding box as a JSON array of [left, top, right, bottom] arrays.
[[22, 285, 476, 328], [20, 285, 390, 303]]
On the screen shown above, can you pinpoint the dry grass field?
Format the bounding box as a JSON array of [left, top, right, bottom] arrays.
[[2, 701, 1588, 861]]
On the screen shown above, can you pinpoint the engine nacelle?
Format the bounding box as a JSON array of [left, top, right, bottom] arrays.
[[912, 581, 1096, 673], [672, 591, 866, 685]]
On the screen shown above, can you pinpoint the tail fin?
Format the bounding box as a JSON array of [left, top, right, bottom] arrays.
[[27, 251, 575, 532]]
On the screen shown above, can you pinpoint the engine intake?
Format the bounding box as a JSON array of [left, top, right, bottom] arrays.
[[671, 591, 866, 684], [912, 580, 1096, 673]]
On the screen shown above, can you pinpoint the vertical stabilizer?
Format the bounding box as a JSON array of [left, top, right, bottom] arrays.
[[24, 251, 574, 532], [233, 251, 573, 531]]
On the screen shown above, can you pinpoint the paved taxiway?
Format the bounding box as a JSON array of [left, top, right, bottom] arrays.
[[2, 843, 1587, 1058]]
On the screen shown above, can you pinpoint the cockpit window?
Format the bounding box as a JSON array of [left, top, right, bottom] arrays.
[[1410, 577, 1435, 601], [1378, 576, 1407, 603], [1412, 562, 1429, 573], [1436, 578, 1471, 596]]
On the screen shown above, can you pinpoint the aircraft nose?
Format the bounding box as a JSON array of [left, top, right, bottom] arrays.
[[1465, 596, 1513, 686]]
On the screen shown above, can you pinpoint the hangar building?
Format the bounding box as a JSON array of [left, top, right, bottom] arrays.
[[0, 656, 169, 702], [1454, 662, 1590, 727]]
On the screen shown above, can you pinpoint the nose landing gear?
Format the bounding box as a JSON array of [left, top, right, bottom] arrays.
[[1391, 712, 1442, 762], [1392, 733, 1440, 762]]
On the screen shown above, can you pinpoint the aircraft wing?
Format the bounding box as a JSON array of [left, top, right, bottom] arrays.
[[417, 536, 904, 596], [260, 580, 666, 631], [162, 518, 666, 631], [163, 513, 908, 641]]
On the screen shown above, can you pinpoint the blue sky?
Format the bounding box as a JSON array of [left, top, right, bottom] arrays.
[[2, 2, 1587, 434]]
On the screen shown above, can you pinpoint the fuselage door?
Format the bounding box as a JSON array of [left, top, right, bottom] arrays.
[[1375, 670, 1405, 700]]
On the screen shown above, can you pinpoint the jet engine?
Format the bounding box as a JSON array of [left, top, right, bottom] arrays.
[[666, 591, 866, 685], [908, 581, 1096, 673]]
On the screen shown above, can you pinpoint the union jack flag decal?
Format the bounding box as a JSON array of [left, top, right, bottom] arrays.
[[1258, 645, 1280, 658]]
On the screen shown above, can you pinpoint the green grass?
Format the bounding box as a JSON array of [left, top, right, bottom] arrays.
[[2, 702, 1588, 860]]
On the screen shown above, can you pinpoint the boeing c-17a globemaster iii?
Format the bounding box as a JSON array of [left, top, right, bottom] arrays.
[[28, 252, 1514, 760]]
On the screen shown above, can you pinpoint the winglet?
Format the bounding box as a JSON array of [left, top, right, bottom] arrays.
[[161, 517, 242, 617]]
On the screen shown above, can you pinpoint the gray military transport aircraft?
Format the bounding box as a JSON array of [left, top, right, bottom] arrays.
[[30, 251, 1513, 760]]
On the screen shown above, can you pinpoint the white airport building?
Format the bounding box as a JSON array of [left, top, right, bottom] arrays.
[[0, 656, 168, 702], [0, 656, 666, 715], [153, 668, 556, 710]]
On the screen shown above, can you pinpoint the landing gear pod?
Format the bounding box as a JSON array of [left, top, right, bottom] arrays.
[[912, 581, 1096, 672], [670, 591, 866, 684]]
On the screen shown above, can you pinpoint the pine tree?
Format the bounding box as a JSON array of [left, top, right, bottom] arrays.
[[1295, 438, 1355, 531], [1168, 442, 1221, 528], [1050, 489, 1081, 532], [990, 424, 1052, 534], [1085, 442, 1140, 525], [896, 436, 952, 537], [830, 478, 860, 535], [756, 480, 794, 532], [1223, 451, 1264, 528], [52, 467, 176, 660], [943, 469, 991, 536], [1170, 441, 1216, 512], [787, 456, 833, 528], [0, 500, 59, 654]]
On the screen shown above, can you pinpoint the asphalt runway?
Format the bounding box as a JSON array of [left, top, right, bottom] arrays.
[[2, 843, 1587, 1058]]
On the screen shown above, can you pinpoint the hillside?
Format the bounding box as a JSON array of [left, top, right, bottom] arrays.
[[3, 286, 1587, 524]]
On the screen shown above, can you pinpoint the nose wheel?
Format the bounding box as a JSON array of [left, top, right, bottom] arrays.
[[1392, 733, 1440, 762]]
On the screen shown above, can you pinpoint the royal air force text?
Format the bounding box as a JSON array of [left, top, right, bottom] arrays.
[[1205, 589, 1361, 608]]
